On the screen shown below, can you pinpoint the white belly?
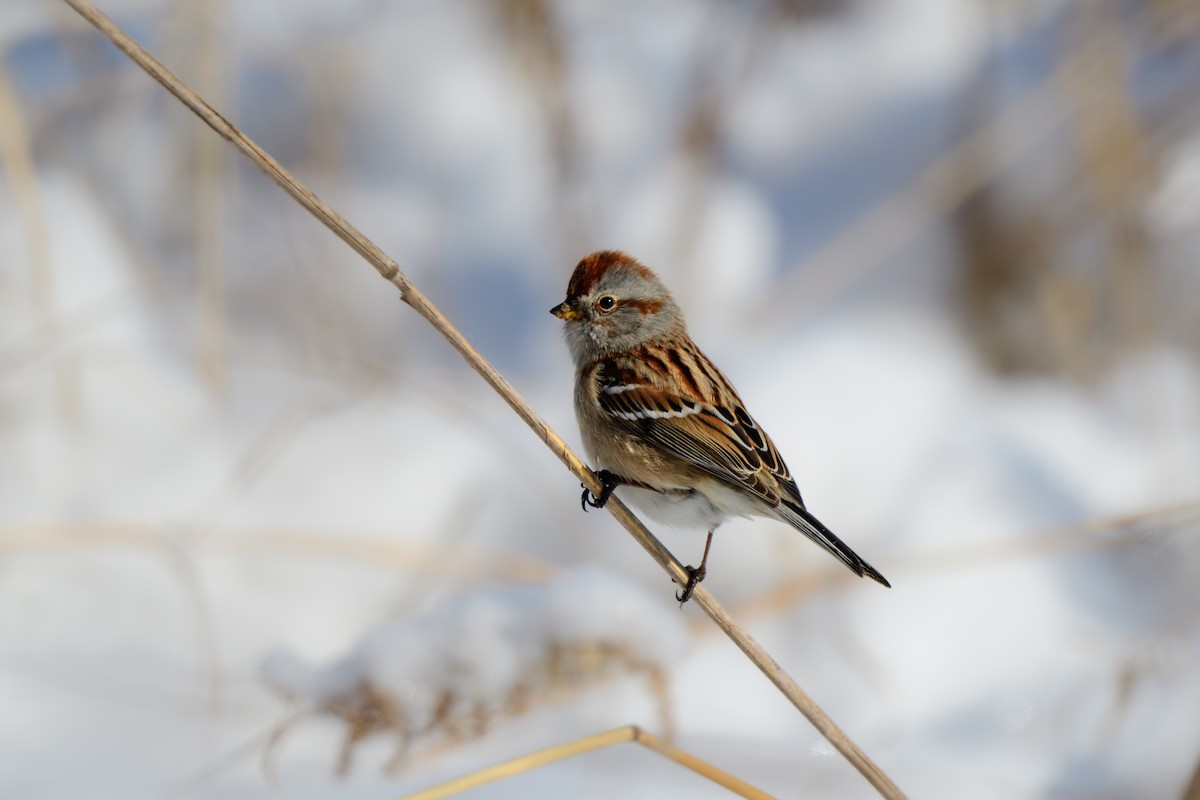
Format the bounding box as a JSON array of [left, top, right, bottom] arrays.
[[617, 478, 766, 532]]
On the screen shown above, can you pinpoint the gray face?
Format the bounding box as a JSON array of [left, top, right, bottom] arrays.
[[552, 264, 685, 364]]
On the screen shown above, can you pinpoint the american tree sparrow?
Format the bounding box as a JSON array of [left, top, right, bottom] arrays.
[[551, 251, 889, 603]]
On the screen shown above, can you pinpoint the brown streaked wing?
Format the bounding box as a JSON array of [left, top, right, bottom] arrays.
[[730, 399, 802, 506], [594, 345, 794, 507], [686, 345, 805, 507]]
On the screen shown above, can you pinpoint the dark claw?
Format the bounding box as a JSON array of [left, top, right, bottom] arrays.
[[675, 564, 707, 605], [581, 470, 621, 512]]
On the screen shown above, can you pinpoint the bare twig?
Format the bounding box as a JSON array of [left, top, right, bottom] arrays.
[[401, 725, 774, 800], [58, 2, 906, 796]]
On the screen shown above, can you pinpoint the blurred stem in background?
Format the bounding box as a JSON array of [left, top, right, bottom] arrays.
[[0, 63, 79, 424], [955, 0, 1196, 382], [192, 0, 227, 393]]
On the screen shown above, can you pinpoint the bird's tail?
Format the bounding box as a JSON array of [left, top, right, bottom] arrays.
[[778, 499, 890, 587]]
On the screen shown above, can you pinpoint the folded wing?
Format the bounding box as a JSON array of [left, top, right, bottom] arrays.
[[592, 344, 890, 587]]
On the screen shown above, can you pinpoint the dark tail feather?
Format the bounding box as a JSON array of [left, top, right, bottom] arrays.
[[779, 500, 890, 588]]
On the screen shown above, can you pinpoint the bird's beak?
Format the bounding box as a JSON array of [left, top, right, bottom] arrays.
[[550, 300, 582, 322]]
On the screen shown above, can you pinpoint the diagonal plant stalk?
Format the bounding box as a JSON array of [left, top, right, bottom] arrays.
[[59, 2, 906, 796], [401, 725, 774, 800]]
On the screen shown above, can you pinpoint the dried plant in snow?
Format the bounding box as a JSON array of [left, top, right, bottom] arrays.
[[261, 567, 687, 774]]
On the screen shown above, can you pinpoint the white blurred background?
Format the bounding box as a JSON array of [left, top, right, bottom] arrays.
[[2, 1, 1200, 798]]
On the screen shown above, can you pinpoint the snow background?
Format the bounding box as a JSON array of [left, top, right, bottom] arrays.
[[2, 1, 1200, 798]]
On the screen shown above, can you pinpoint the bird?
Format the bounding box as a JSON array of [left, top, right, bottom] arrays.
[[550, 250, 890, 603]]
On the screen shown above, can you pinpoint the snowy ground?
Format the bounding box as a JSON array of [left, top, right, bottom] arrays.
[[3, 2, 1200, 798]]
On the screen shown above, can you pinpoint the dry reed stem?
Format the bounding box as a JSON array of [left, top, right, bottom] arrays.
[[59, 2, 906, 796], [400, 725, 774, 800], [890, 500, 1200, 574], [729, 500, 1200, 625], [192, 0, 228, 392], [0, 63, 79, 423], [406, 663, 673, 768], [0, 523, 557, 582], [1071, 2, 1157, 357]]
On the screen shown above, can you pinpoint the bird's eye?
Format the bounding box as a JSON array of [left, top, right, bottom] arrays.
[[596, 296, 617, 313]]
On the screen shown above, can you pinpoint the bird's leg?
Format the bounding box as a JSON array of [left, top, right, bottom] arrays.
[[581, 469, 623, 511], [676, 529, 715, 604]]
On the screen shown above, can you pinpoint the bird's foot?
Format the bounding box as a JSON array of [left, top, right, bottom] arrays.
[[581, 470, 621, 512], [675, 563, 706, 605]]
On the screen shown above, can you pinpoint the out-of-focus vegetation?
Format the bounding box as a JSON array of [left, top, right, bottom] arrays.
[[3, 2, 1200, 798]]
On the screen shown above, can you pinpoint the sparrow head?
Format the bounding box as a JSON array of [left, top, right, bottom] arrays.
[[551, 251, 684, 362]]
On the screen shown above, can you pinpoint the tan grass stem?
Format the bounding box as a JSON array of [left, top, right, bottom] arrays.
[[0, 64, 78, 423], [0, 523, 556, 583], [400, 725, 774, 800], [58, 2, 906, 796], [192, 0, 228, 392]]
